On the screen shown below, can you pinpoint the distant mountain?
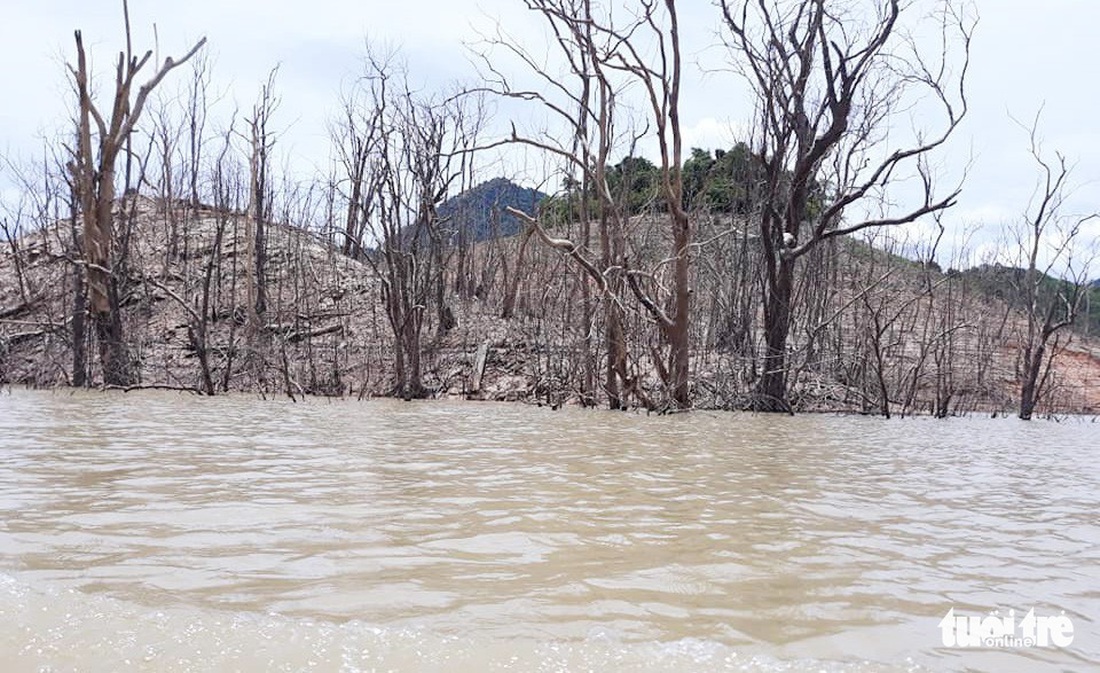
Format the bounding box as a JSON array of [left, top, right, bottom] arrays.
[[437, 178, 547, 243]]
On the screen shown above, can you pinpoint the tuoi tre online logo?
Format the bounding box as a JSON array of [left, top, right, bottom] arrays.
[[939, 608, 1074, 648]]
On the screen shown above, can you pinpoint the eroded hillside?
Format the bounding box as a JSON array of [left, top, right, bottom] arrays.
[[1, 196, 1098, 415]]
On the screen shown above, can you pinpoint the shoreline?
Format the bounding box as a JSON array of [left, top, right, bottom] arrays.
[[3, 382, 1096, 423]]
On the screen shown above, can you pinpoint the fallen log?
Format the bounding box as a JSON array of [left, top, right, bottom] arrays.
[[287, 323, 344, 343], [0, 300, 34, 320], [102, 383, 205, 395], [4, 330, 47, 346]]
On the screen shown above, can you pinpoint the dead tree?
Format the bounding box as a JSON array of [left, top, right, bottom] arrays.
[[483, 0, 693, 410], [183, 122, 238, 395], [147, 94, 185, 269], [67, 0, 205, 385], [331, 80, 383, 259], [1010, 118, 1098, 420], [63, 151, 90, 387], [245, 68, 280, 325], [613, 0, 692, 410], [348, 49, 481, 399], [184, 50, 213, 209], [492, 0, 634, 408], [500, 225, 535, 320], [210, 121, 247, 392], [719, 0, 972, 412], [0, 167, 34, 307]]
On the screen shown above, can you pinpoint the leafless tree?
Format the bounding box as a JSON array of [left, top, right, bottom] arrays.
[[330, 78, 383, 259], [719, 0, 972, 412], [344, 48, 482, 398], [244, 67, 280, 325], [475, 0, 628, 407], [150, 122, 238, 396], [483, 0, 693, 410], [184, 50, 214, 209], [0, 169, 35, 307], [67, 0, 205, 385], [146, 93, 186, 269], [1008, 117, 1098, 420]]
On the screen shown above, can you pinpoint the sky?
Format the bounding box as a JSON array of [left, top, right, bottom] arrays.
[[1, 0, 1098, 269]]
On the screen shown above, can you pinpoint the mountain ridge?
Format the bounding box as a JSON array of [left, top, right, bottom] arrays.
[[437, 177, 547, 243]]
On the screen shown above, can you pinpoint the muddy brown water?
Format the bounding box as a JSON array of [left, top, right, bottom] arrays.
[[0, 388, 1096, 672]]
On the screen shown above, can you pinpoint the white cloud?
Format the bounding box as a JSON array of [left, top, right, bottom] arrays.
[[679, 117, 747, 153]]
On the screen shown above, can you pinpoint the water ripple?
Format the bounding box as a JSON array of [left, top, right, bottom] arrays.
[[0, 389, 1096, 672]]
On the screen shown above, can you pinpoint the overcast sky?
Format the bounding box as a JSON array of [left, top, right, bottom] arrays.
[[1, 0, 1097, 266]]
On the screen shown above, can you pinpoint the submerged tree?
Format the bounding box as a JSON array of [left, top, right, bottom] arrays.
[[341, 48, 482, 399], [482, 0, 631, 408], [719, 0, 972, 412], [67, 0, 205, 385], [1009, 117, 1097, 420], [485, 0, 693, 410]]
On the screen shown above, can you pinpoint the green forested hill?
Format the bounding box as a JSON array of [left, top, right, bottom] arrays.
[[955, 264, 1100, 336], [437, 178, 546, 243]]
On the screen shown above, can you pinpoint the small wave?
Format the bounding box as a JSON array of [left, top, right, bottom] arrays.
[[0, 573, 932, 673]]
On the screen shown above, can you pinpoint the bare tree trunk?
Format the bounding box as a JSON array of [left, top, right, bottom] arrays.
[[756, 259, 794, 412], [70, 262, 89, 387], [489, 0, 690, 410], [66, 3, 205, 386], [187, 52, 210, 208], [579, 203, 596, 406], [193, 206, 226, 396], [345, 48, 482, 400], [720, 0, 971, 412], [667, 206, 692, 409], [1019, 340, 1046, 421], [247, 96, 273, 322], [1012, 115, 1098, 420], [501, 227, 534, 320]]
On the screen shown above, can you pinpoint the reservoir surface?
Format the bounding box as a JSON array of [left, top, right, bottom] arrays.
[[0, 389, 1096, 672]]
